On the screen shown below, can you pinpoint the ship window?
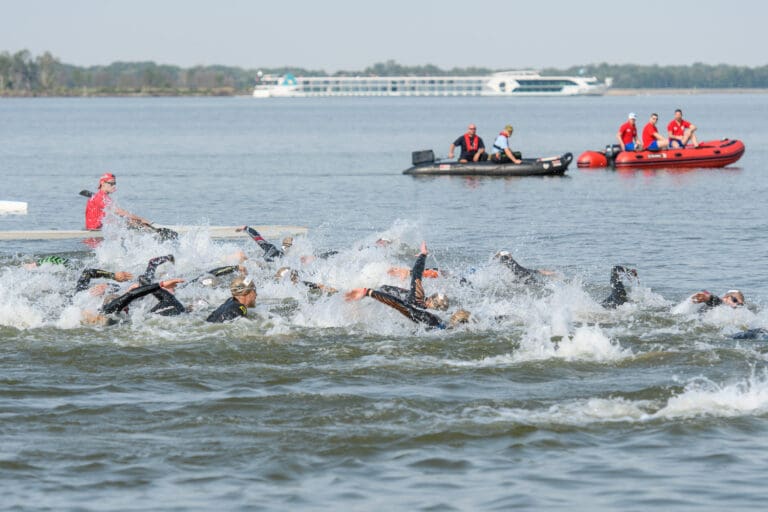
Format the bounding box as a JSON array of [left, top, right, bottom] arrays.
[[499, 82, 506, 92]]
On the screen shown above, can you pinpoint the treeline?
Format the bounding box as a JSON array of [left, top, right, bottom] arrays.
[[2, 50, 768, 96]]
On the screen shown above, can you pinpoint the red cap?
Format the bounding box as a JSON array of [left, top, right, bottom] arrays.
[[99, 173, 116, 185]]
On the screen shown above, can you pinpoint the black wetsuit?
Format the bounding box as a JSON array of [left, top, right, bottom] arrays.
[[101, 282, 184, 316], [733, 328, 768, 340], [182, 265, 242, 287], [602, 266, 634, 308], [498, 254, 538, 285], [75, 268, 121, 293], [363, 288, 445, 329], [380, 253, 429, 308], [138, 255, 175, 285], [244, 226, 283, 262], [206, 297, 249, 323]]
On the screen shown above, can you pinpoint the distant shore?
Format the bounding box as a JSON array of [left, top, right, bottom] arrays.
[[606, 88, 768, 96], [3, 87, 768, 98]]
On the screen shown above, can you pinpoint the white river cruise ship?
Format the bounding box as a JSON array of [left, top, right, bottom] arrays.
[[253, 70, 610, 98]]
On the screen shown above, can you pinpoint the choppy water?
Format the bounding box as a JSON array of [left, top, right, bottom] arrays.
[[2, 95, 768, 510]]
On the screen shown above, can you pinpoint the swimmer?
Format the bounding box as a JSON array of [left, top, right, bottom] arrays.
[[275, 267, 338, 294], [82, 278, 185, 325], [236, 225, 292, 262], [691, 289, 744, 309], [494, 251, 555, 285], [602, 266, 638, 309], [206, 276, 258, 323], [380, 241, 449, 310], [345, 286, 469, 330], [75, 268, 134, 293]]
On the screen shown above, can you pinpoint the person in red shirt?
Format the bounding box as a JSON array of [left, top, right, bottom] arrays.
[[616, 112, 641, 151], [641, 113, 669, 151], [667, 109, 699, 148], [85, 173, 150, 230]]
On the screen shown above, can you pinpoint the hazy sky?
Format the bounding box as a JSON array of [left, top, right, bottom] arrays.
[[2, 0, 766, 71]]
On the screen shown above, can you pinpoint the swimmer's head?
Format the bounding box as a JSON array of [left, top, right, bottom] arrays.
[[275, 267, 299, 283], [449, 309, 471, 327], [426, 292, 450, 311], [375, 238, 392, 247], [230, 276, 256, 296], [724, 290, 744, 307], [282, 237, 293, 251]]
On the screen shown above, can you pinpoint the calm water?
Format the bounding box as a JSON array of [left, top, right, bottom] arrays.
[[2, 95, 768, 510]]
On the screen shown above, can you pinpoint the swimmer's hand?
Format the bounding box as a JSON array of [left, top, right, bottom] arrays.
[[345, 288, 368, 302], [235, 225, 248, 232], [160, 278, 185, 292], [387, 267, 410, 280], [113, 271, 133, 282], [691, 291, 712, 304]]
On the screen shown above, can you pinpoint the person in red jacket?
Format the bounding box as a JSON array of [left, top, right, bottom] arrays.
[[641, 113, 669, 151], [84, 173, 151, 230], [616, 112, 641, 151], [449, 124, 487, 163], [667, 109, 699, 148]]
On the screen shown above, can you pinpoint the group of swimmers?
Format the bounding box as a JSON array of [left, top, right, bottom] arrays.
[[22, 220, 762, 340], [617, 108, 699, 152], [16, 171, 760, 338]]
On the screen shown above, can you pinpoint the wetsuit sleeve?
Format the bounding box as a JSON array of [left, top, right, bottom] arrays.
[[317, 250, 339, 259], [244, 226, 284, 261], [408, 253, 427, 307], [36, 255, 71, 267], [101, 283, 161, 314], [149, 288, 186, 316], [207, 265, 240, 277], [367, 289, 444, 329], [500, 255, 536, 282], [704, 295, 723, 308], [141, 255, 174, 282], [379, 284, 409, 301], [76, 268, 115, 292]]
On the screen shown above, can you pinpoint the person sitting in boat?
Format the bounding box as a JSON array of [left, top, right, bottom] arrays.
[[490, 125, 522, 164], [667, 109, 699, 149], [206, 276, 258, 323], [641, 113, 670, 151], [690, 289, 744, 309], [84, 173, 152, 230], [448, 124, 487, 163], [617, 112, 641, 152]]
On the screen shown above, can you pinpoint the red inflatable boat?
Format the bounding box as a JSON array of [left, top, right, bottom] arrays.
[[577, 139, 745, 169]]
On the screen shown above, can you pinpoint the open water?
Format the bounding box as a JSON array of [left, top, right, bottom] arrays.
[[1, 94, 768, 511]]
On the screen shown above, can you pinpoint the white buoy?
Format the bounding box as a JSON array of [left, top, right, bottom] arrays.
[[0, 200, 28, 215]]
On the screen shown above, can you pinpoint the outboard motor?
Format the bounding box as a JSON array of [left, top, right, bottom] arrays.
[[604, 144, 623, 167], [412, 149, 435, 166]]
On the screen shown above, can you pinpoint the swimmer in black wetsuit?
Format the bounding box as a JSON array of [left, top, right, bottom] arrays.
[[345, 286, 470, 330], [181, 264, 246, 288], [236, 225, 291, 262], [380, 241, 449, 310], [82, 278, 185, 325], [75, 268, 134, 293], [206, 276, 257, 323], [691, 289, 744, 309], [275, 267, 338, 294], [602, 265, 638, 308], [494, 251, 555, 285]]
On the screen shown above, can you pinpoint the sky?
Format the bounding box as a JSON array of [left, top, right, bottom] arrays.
[[2, 0, 766, 71]]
